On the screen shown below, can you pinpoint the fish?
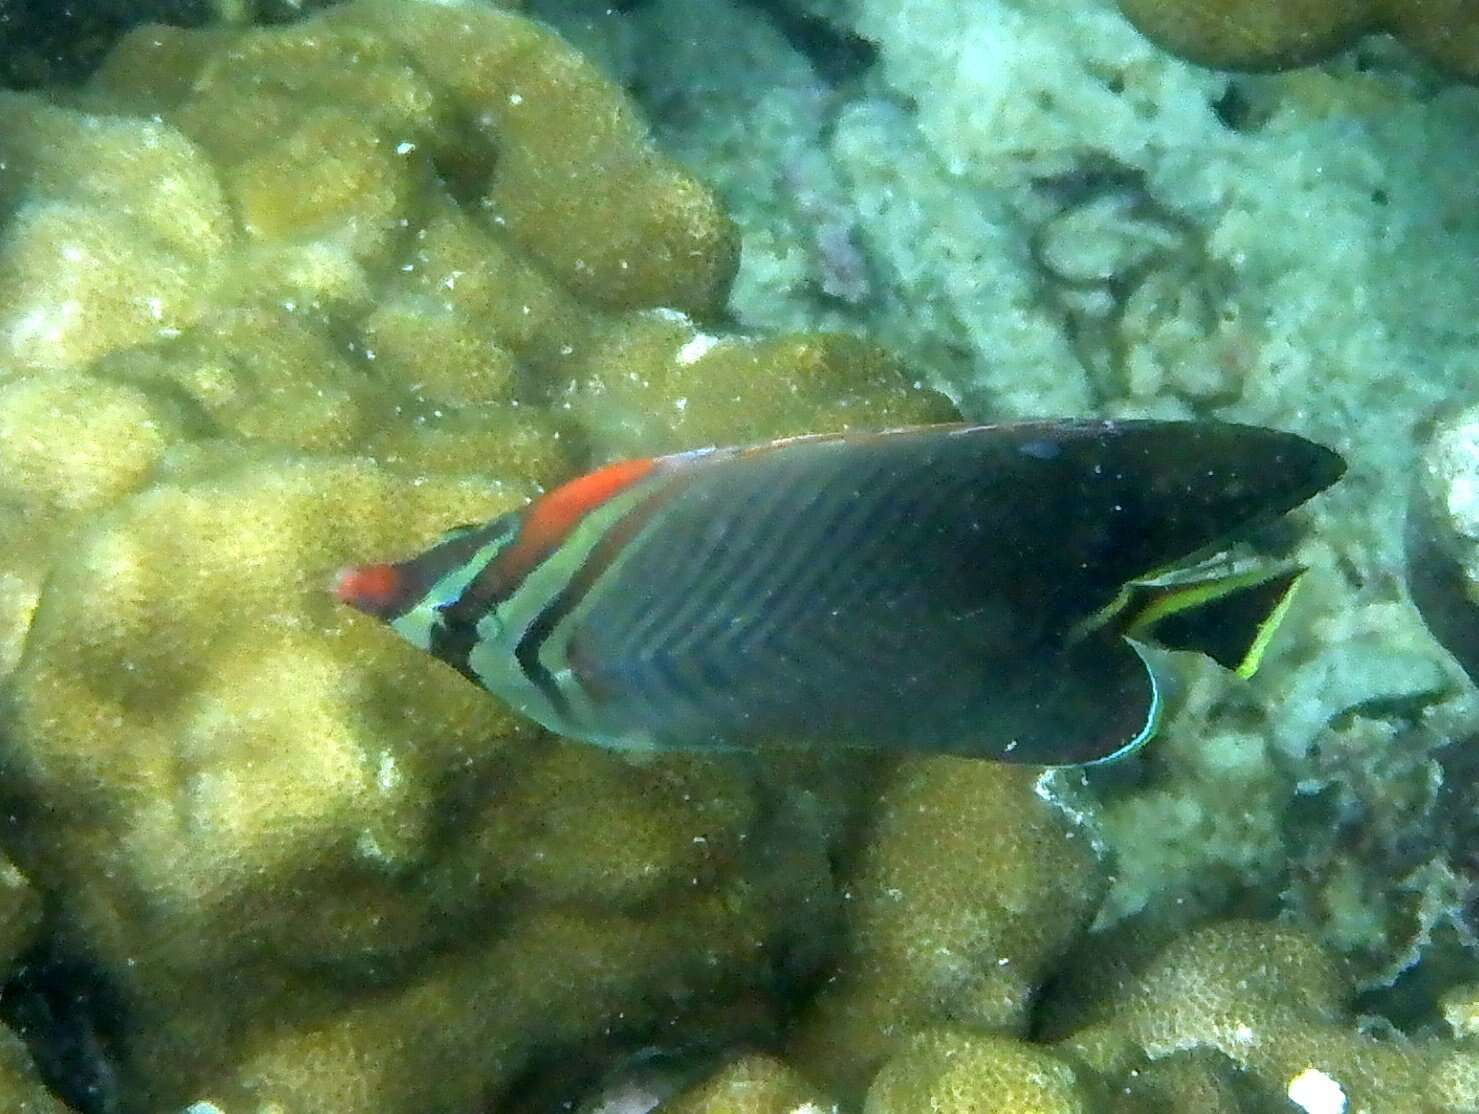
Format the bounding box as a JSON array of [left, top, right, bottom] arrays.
[[336, 420, 1345, 764]]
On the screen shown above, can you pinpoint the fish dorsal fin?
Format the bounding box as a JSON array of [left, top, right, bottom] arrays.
[[1117, 565, 1306, 678]]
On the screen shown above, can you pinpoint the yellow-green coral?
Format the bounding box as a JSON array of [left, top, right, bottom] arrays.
[[0, 1, 953, 1110], [1115, 0, 1479, 78], [865, 1029, 1092, 1114], [789, 760, 1105, 1098], [0, 857, 71, 1114], [1103, 1049, 1254, 1114], [1442, 983, 1479, 1039], [0, 854, 40, 979], [0, 1028, 76, 1114], [1067, 920, 1479, 1114], [659, 1054, 833, 1114]]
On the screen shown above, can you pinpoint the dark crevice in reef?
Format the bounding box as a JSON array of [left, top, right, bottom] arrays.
[[0, 0, 340, 89], [737, 0, 879, 86], [0, 941, 128, 1114]]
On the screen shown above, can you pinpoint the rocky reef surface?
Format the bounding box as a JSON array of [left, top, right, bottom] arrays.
[[0, 0, 1474, 1111]]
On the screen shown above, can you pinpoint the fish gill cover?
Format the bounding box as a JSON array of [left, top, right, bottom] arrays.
[[0, 0, 1472, 1112]]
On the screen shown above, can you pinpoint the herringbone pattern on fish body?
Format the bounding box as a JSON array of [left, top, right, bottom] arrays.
[[337, 420, 1345, 764]]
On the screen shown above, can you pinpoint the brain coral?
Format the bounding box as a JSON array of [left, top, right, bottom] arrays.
[[0, 0, 952, 1110]]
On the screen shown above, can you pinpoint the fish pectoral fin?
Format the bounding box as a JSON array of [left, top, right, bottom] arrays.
[[1121, 565, 1306, 678]]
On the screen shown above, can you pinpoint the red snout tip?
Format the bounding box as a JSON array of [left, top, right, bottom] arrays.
[[334, 563, 402, 611]]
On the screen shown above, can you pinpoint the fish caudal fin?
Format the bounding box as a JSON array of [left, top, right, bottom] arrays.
[[1118, 565, 1307, 678]]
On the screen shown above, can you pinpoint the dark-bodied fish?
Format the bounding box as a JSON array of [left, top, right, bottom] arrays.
[[337, 420, 1344, 764]]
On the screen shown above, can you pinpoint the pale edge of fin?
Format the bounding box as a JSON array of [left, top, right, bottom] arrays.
[[1078, 643, 1162, 767]]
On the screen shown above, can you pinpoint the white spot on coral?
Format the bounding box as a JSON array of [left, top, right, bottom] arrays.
[[1287, 1067, 1346, 1114], [376, 753, 400, 793], [395, 141, 417, 156], [676, 333, 719, 365], [1232, 1023, 1256, 1044], [8, 300, 80, 352], [181, 1101, 225, 1114], [509, 93, 524, 106], [356, 831, 390, 863]]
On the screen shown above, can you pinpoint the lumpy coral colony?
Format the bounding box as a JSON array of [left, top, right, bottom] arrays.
[[0, 1, 1474, 1112], [1114, 0, 1479, 77]]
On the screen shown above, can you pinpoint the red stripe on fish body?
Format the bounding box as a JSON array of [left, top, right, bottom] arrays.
[[344, 421, 1344, 764], [439, 456, 662, 631], [497, 457, 657, 584]]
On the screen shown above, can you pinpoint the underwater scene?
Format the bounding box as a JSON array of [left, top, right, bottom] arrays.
[[0, 0, 1475, 1111]]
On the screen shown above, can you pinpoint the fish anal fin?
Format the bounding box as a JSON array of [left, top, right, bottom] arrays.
[[950, 637, 1160, 766], [1123, 565, 1306, 678]]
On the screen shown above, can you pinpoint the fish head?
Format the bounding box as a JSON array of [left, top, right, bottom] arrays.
[[334, 514, 520, 658]]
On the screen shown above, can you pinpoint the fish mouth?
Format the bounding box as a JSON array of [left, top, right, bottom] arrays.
[[334, 563, 405, 617]]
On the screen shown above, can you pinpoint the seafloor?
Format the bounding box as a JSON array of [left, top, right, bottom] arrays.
[[0, 0, 1474, 1111]]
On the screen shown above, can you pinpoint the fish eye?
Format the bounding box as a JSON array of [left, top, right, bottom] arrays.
[[432, 598, 503, 641]]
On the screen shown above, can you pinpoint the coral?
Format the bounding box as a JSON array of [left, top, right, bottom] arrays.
[[788, 761, 1106, 1098], [1410, 401, 1479, 683], [0, 857, 72, 1114], [0, 95, 230, 373], [0, 852, 41, 978], [0, 1028, 77, 1114], [1442, 983, 1479, 1039], [0, 0, 219, 88], [1101, 1049, 1256, 1114], [1115, 0, 1479, 78], [0, 1, 951, 1111], [1113, 0, 1374, 72], [1389, 0, 1479, 80], [1072, 920, 1479, 1114], [659, 1054, 834, 1114], [566, 321, 957, 457], [4, 0, 1472, 1109], [864, 1029, 1092, 1114]]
